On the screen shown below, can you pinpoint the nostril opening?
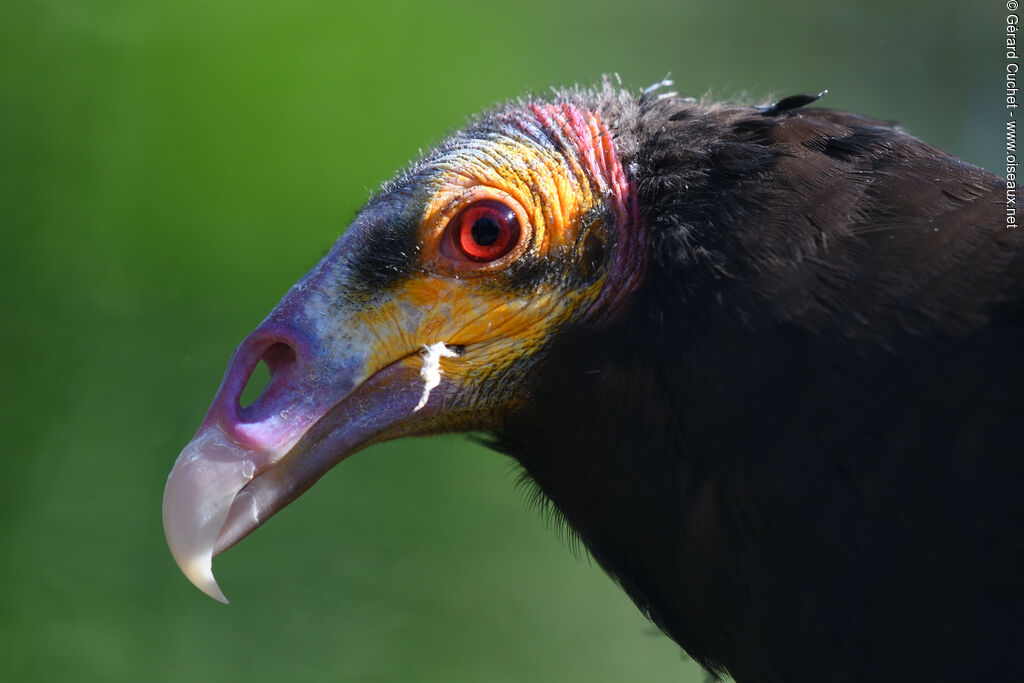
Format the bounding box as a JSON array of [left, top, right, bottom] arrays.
[[238, 341, 297, 410], [263, 341, 296, 376]]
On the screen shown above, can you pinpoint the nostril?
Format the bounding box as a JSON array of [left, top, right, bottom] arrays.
[[238, 341, 298, 411], [262, 341, 296, 377]]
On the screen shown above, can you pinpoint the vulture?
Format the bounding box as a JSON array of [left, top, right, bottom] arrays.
[[163, 80, 1023, 682]]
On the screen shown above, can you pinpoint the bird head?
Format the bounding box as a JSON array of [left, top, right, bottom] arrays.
[[165, 78, 1022, 682], [162, 94, 650, 601]]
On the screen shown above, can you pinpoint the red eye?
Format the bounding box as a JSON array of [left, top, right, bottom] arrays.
[[447, 200, 521, 263]]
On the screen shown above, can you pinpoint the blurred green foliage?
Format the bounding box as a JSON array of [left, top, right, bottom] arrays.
[[0, 1, 993, 681]]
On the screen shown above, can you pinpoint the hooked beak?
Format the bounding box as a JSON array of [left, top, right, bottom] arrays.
[[162, 252, 458, 602]]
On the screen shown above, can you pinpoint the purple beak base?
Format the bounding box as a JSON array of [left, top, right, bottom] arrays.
[[163, 350, 451, 603]]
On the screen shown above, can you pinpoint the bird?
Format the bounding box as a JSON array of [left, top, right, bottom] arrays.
[[163, 79, 1023, 683]]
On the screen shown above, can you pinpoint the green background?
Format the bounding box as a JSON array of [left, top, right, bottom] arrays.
[[0, 2, 994, 681]]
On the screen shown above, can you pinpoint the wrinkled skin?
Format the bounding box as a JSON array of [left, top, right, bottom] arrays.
[[163, 97, 636, 601]]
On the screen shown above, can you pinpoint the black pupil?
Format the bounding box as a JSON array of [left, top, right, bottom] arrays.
[[471, 216, 502, 247]]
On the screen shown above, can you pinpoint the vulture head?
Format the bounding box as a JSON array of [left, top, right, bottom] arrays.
[[163, 89, 646, 598], [164, 81, 1020, 682]]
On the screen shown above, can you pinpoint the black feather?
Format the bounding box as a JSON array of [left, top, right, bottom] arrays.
[[490, 89, 1023, 683], [758, 90, 827, 116]]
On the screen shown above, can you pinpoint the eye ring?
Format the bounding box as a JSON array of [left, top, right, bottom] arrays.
[[447, 200, 520, 262], [439, 196, 528, 268]]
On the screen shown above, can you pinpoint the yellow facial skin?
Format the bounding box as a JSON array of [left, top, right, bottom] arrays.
[[162, 102, 635, 602], [338, 106, 624, 420]]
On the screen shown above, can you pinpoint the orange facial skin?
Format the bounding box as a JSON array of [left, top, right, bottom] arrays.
[[347, 102, 639, 413], [163, 99, 646, 601], [422, 103, 632, 273]]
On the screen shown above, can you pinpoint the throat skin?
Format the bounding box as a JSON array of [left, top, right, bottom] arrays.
[[491, 288, 1024, 683]]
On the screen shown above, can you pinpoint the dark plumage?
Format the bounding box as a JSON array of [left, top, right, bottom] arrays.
[[164, 83, 1022, 683], [499, 88, 1022, 682]]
